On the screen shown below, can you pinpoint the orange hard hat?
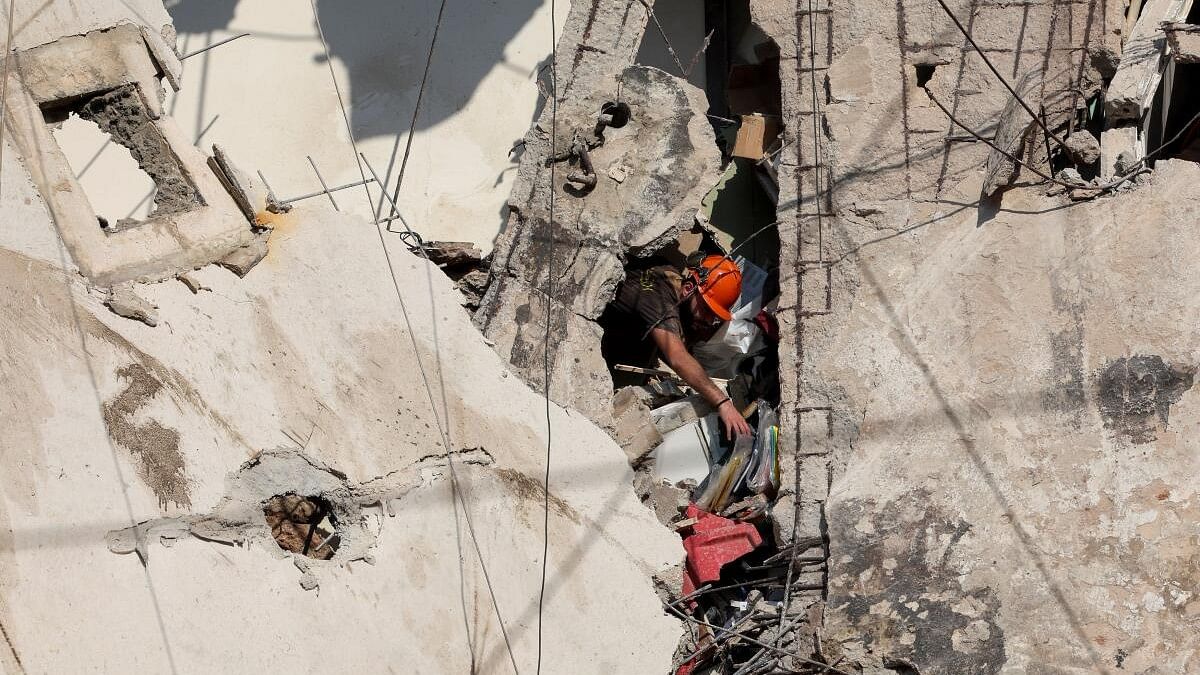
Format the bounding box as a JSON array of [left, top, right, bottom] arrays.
[[687, 254, 742, 322]]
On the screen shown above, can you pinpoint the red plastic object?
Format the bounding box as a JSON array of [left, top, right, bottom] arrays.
[[679, 503, 763, 597], [753, 308, 779, 344]]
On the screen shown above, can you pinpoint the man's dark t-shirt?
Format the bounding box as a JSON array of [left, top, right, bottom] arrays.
[[600, 262, 685, 369]]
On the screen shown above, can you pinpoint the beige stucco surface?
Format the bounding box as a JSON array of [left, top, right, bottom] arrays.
[[0, 134, 682, 671], [819, 164, 1200, 673]]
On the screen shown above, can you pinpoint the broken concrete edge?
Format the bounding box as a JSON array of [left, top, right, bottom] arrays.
[[140, 24, 182, 92], [1105, 0, 1192, 123], [104, 446, 496, 590], [105, 283, 159, 327], [4, 24, 269, 288], [477, 64, 725, 426], [210, 144, 269, 226]]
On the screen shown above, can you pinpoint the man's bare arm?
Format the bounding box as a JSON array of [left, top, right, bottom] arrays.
[[651, 328, 752, 438]]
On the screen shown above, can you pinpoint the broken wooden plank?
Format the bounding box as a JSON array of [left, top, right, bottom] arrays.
[[673, 517, 700, 530], [1106, 0, 1194, 124], [615, 363, 730, 386]]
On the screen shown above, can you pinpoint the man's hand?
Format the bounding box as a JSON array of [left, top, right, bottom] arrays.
[[651, 328, 754, 440], [718, 400, 753, 440]]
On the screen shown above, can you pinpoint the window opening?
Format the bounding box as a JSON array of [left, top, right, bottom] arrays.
[[43, 85, 203, 232], [52, 114, 156, 228]]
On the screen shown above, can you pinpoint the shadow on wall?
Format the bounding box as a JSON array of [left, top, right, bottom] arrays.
[[165, 0, 543, 141], [164, 0, 239, 34]]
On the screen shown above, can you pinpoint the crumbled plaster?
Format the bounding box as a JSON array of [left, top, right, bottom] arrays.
[[77, 84, 202, 221], [107, 447, 494, 589]]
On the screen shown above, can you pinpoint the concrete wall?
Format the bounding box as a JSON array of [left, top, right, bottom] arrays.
[[0, 2, 686, 672], [748, 0, 1200, 671], [0, 130, 684, 672]]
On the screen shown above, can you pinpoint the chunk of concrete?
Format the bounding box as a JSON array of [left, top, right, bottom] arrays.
[[1106, 0, 1191, 123], [1164, 22, 1200, 63], [217, 232, 270, 277], [612, 386, 663, 466], [478, 64, 722, 422], [1064, 131, 1101, 166], [105, 283, 158, 326]]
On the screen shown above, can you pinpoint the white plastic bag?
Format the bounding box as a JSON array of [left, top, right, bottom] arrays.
[[693, 257, 768, 379]]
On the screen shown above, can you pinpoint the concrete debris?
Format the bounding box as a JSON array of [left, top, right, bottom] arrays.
[[1115, 149, 1142, 176], [1055, 168, 1084, 185], [1164, 22, 1200, 63], [105, 283, 159, 326], [1063, 130, 1101, 166], [981, 68, 1073, 197], [210, 144, 267, 224], [1106, 0, 1191, 124], [420, 240, 482, 268], [176, 272, 207, 294], [612, 386, 663, 467], [216, 231, 270, 277], [454, 266, 490, 310], [651, 395, 715, 436], [476, 0, 722, 424]]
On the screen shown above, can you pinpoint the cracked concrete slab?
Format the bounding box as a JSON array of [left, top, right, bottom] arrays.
[[478, 43, 722, 424], [0, 189, 681, 671]]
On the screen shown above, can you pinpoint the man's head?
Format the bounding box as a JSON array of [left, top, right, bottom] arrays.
[[681, 254, 742, 341]]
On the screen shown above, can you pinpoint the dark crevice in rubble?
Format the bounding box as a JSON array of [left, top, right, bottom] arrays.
[[607, 7, 831, 673], [263, 494, 340, 560], [417, 240, 492, 310]]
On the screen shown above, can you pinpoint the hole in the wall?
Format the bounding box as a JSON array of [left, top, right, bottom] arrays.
[[914, 63, 937, 88], [52, 114, 157, 227], [42, 85, 203, 233], [263, 494, 340, 560], [601, 101, 632, 129]]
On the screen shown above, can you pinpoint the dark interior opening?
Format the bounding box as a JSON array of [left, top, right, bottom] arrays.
[[601, 101, 632, 128], [914, 63, 937, 88], [600, 2, 782, 448], [263, 494, 340, 560], [1153, 63, 1200, 163]]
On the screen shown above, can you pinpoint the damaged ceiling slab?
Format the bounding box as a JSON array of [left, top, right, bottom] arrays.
[[2, 19, 259, 287], [476, 0, 721, 425]]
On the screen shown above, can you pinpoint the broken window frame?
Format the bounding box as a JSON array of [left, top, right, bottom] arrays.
[[2, 24, 255, 286]]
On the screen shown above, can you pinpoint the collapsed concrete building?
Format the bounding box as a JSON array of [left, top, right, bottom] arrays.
[[1, 0, 1198, 673]]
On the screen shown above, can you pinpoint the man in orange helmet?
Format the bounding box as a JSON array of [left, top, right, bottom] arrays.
[[600, 253, 753, 439]]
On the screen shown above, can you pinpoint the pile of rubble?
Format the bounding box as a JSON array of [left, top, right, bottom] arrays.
[[605, 253, 839, 675]]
